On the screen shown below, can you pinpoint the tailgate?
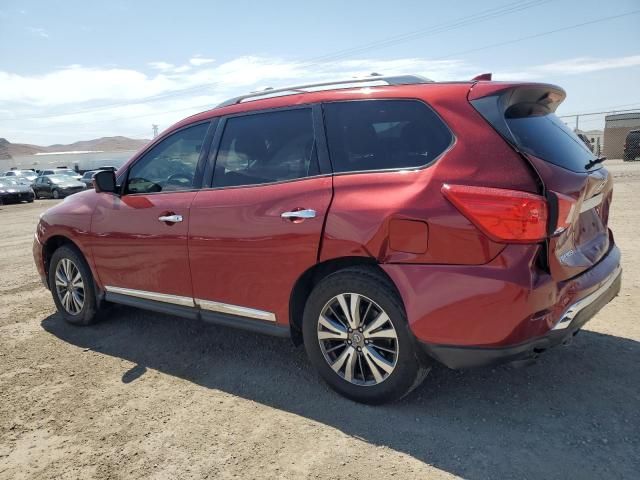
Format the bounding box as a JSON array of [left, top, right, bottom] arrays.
[[469, 82, 612, 281]]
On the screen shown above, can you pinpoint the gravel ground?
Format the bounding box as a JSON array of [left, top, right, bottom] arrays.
[[1, 160, 639, 479]]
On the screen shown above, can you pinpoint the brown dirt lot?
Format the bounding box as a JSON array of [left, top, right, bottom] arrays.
[[1, 160, 639, 479]]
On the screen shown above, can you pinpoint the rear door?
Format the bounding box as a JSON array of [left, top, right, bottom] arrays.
[[471, 84, 612, 281], [188, 106, 332, 325]]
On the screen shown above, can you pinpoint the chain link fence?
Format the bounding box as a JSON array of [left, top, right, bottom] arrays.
[[559, 109, 640, 159]]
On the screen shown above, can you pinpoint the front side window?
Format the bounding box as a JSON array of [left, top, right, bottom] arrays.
[[126, 122, 209, 194], [323, 100, 453, 173], [213, 108, 318, 188]]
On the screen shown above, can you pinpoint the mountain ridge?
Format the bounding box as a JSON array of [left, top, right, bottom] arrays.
[[0, 136, 150, 159]]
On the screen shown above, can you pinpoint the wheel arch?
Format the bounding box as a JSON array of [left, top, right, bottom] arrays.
[[288, 256, 404, 345]]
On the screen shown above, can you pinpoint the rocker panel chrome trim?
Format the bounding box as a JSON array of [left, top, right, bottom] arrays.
[[104, 286, 195, 307], [195, 298, 276, 322]]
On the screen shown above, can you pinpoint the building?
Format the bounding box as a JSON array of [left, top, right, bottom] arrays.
[[604, 112, 640, 159]]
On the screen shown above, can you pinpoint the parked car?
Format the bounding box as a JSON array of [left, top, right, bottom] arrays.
[[33, 75, 621, 404], [80, 170, 101, 188], [577, 133, 594, 152], [0, 177, 35, 204], [37, 168, 82, 182], [32, 174, 85, 199], [623, 129, 640, 161], [3, 169, 38, 183]]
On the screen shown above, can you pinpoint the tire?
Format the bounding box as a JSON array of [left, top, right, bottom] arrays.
[[302, 266, 430, 404], [48, 245, 99, 325], [52, 189, 60, 199]]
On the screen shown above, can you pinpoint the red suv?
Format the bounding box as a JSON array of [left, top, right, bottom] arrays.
[[33, 75, 621, 404]]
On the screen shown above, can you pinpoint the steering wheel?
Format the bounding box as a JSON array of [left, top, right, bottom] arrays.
[[166, 172, 193, 186]]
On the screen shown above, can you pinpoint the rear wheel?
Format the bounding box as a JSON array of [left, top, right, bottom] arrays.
[[48, 245, 99, 325], [302, 267, 429, 404]]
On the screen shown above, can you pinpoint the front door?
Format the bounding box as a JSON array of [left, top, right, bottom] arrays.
[[189, 107, 332, 325], [91, 121, 212, 303]]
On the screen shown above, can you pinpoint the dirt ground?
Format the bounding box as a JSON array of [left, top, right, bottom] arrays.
[[1, 160, 639, 480]]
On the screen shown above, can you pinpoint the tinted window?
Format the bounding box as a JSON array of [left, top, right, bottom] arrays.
[[127, 122, 209, 194], [323, 100, 452, 173], [213, 108, 318, 188], [506, 112, 597, 172]]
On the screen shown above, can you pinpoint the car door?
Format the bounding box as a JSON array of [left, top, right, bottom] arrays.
[[38, 177, 52, 197], [90, 121, 215, 305], [189, 106, 333, 326]]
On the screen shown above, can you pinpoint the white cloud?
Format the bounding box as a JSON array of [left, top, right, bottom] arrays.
[[189, 56, 215, 66], [148, 61, 175, 71], [27, 27, 49, 38], [2, 54, 638, 145]]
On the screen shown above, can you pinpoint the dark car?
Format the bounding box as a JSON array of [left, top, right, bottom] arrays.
[[32, 174, 85, 199], [0, 177, 35, 204], [33, 74, 621, 404], [80, 169, 112, 188], [37, 168, 82, 182], [623, 129, 640, 161]]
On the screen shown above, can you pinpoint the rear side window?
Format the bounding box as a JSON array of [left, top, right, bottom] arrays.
[[213, 108, 318, 188], [505, 112, 597, 172], [323, 100, 452, 173]]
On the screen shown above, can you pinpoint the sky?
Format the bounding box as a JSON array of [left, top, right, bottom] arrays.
[[0, 0, 639, 145]]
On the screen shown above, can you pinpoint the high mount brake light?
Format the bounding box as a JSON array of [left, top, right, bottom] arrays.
[[441, 184, 549, 243]]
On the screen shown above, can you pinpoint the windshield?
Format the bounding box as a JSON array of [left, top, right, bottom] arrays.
[[57, 170, 78, 176]]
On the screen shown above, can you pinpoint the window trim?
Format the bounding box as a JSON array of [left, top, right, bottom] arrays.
[[202, 104, 330, 190], [120, 119, 218, 196], [320, 98, 456, 177]]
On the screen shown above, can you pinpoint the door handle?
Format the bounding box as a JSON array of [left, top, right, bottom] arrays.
[[158, 214, 183, 223], [281, 209, 317, 220]]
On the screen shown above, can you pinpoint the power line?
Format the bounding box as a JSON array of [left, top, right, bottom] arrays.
[[558, 107, 640, 118], [10, 7, 640, 124], [429, 9, 640, 61], [299, 0, 551, 67], [7, 0, 551, 122]]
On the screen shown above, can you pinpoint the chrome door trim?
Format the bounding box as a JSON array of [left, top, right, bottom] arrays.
[[104, 286, 195, 307], [195, 298, 276, 322]]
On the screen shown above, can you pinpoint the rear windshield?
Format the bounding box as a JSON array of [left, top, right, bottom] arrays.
[[505, 112, 597, 172]]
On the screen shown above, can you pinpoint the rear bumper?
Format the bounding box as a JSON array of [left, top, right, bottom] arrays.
[[421, 267, 621, 369], [382, 239, 622, 366]]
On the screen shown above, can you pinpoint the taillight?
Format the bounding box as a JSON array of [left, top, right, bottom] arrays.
[[553, 192, 577, 234], [441, 184, 548, 243]]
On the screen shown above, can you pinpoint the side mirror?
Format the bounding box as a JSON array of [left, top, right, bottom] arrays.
[[93, 170, 117, 194]]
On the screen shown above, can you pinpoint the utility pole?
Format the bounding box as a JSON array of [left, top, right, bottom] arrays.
[[152, 124, 159, 138]]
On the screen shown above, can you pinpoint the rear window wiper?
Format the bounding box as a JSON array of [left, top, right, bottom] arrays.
[[585, 156, 606, 170]]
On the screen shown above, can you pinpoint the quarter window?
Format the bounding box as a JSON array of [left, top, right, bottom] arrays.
[[126, 122, 209, 194], [323, 100, 453, 173], [213, 108, 318, 188]]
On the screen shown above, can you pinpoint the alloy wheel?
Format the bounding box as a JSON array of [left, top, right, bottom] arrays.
[[317, 293, 399, 386], [54, 258, 85, 315]]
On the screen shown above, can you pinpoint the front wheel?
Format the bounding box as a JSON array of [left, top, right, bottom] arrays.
[[302, 267, 429, 404], [52, 189, 60, 199], [48, 245, 99, 325]]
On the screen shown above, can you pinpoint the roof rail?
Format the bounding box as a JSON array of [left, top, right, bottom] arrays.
[[215, 74, 432, 108]]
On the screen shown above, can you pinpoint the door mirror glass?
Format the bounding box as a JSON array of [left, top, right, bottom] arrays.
[[93, 170, 117, 193]]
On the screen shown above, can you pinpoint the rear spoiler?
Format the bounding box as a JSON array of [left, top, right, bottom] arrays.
[[468, 82, 566, 143]]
